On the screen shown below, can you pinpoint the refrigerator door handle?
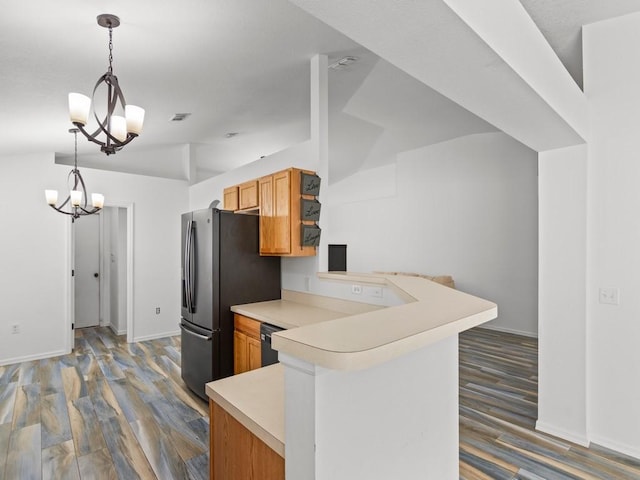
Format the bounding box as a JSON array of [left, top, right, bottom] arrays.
[[179, 323, 212, 341], [188, 220, 196, 313], [184, 220, 193, 312]]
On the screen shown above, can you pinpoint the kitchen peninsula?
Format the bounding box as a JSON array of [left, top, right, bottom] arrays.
[[206, 272, 497, 480]]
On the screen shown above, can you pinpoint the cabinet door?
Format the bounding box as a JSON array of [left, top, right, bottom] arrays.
[[259, 175, 275, 254], [234, 330, 248, 375], [248, 337, 262, 371], [224, 186, 239, 211], [238, 180, 259, 210], [271, 170, 291, 254]]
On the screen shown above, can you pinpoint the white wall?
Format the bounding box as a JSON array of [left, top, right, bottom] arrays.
[[0, 153, 70, 363], [582, 13, 640, 457], [189, 140, 316, 211], [537, 144, 588, 445], [0, 152, 189, 364], [323, 132, 539, 336]]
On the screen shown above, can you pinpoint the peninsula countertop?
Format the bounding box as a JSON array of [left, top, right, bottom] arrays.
[[207, 273, 497, 460], [272, 272, 497, 371]]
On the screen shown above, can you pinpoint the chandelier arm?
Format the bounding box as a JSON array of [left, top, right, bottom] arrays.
[[48, 205, 76, 216], [79, 207, 101, 215]]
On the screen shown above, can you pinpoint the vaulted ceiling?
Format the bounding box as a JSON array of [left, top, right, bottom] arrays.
[[2, 1, 640, 183]]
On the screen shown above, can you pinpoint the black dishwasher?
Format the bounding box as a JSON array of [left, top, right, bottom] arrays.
[[260, 322, 285, 367]]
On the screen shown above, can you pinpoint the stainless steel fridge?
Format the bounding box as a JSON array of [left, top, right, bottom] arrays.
[[180, 208, 281, 399]]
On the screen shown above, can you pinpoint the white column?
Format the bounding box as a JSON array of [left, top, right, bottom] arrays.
[[537, 145, 589, 445], [310, 54, 329, 272]]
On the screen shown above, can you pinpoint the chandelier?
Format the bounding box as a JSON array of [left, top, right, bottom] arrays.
[[45, 128, 104, 221], [68, 14, 144, 155]]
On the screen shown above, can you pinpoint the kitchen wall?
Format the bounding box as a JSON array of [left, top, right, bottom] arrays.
[[324, 131, 538, 336], [538, 12, 640, 458], [583, 13, 640, 457], [0, 152, 189, 364]]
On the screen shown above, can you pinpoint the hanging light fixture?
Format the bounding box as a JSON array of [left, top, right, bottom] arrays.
[[68, 14, 144, 155], [45, 128, 104, 221]]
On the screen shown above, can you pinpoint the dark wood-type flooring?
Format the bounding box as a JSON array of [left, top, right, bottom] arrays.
[[1, 326, 639, 479], [0, 327, 208, 480], [459, 328, 640, 479]]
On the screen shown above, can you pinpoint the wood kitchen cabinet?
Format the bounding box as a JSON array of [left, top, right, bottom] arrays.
[[223, 186, 239, 211], [210, 400, 284, 480], [238, 180, 259, 210], [259, 168, 317, 257], [234, 314, 262, 375]]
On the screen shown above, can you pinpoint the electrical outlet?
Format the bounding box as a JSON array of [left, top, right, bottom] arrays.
[[599, 288, 620, 305], [365, 286, 383, 298], [351, 284, 362, 295], [10, 324, 20, 334], [155, 307, 161, 314]]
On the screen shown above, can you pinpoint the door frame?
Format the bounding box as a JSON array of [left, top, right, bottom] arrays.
[[66, 201, 135, 352]]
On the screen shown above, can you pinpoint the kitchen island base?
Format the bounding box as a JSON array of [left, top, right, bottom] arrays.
[[281, 335, 459, 479], [209, 400, 284, 480]]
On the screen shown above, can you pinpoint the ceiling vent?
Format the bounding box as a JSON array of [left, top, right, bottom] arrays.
[[170, 113, 191, 122], [329, 56, 359, 70]]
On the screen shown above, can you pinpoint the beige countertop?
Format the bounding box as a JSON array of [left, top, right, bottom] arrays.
[[207, 272, 497, 458], [230, 288, 382, 329], [272, 273, 497, 371], [206, 363, 285, 457]]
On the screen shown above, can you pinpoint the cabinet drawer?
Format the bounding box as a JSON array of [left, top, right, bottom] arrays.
[[234, 314, 261, 339]]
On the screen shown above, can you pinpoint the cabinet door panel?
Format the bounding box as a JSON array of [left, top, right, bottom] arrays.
[[239, 180, 259, 210], [234, 330, 248, 375], [272, 170, 291, 254], [224, 186, 239, 211], [248, 337, 262, 371]]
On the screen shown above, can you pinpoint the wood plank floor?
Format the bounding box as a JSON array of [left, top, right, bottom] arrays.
[[459, 328, 640, 479], [0, 327, 208, 480], [1, 326, 639, 479]]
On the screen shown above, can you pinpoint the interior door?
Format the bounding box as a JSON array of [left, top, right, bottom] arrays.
[[74, 214, 100, 328]]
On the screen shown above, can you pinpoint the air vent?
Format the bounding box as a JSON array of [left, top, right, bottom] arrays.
[[329, 56, 359, 70], [170, 113, 191, 122]]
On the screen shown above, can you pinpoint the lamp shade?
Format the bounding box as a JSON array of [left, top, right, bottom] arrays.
[[69, 93, 91, 125], [70, 190, 83, 206], [110, 115, 127, 142], [91, 193, 105, 209], [125, 105, 145, 135], [45, 190, 58, 206]]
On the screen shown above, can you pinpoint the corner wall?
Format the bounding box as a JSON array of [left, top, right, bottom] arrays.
[[582, 13, 640, 457], [0, 153, 189, 364]]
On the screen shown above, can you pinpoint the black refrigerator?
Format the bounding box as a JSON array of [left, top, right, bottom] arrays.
[[180, 208, 281, 399]]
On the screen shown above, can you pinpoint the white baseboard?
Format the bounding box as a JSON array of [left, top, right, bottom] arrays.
[[108, 324, 127, 336], [0, 349, 69, 367], [590, 434, 640, 460], [133, 330, 180, 343], [478, 324, 538, 338], [535, 420, 590, 447]]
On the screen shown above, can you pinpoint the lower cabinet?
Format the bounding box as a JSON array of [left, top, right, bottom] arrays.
[[234, 314, 262, 375], [210, 400, 284, 480]]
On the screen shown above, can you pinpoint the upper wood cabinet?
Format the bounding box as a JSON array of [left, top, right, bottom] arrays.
[[259, 168, 317, 257], [223, 186, 239, 211], [238, 180, 259, 210]]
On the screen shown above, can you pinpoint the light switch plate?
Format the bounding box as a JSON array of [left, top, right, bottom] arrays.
[[599, 288, 620, 305]]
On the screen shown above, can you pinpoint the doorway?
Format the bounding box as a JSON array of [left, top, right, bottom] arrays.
[[74, 214, 101, 329], [67, 203, 134, 352]]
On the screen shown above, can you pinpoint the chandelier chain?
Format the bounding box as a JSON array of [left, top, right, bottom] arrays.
[[108, 25, 114, 74]]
